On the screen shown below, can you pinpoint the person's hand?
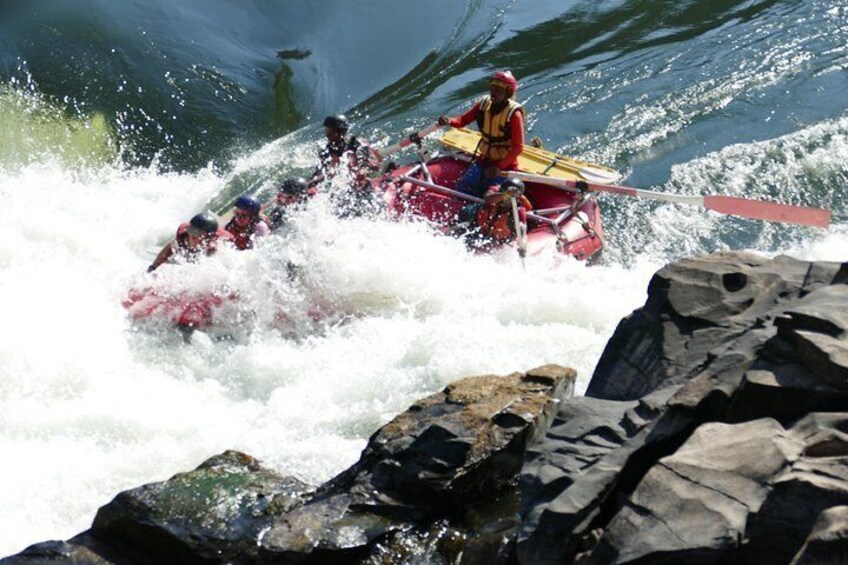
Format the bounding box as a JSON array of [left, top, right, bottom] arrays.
[[484, 185, 508, 205], [437, 115, 450, 127]]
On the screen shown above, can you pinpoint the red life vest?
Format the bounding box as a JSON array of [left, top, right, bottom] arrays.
[[224, 216, 268, 250]]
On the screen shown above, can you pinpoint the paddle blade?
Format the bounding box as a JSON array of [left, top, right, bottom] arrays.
[[579, 166, 622, 184], [704, 195, 831, 228]]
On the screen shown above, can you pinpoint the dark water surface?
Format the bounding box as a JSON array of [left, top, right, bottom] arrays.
[[2, 1, 843, 165], [2, 0, 846, 267], [1, 0, 846, 261]]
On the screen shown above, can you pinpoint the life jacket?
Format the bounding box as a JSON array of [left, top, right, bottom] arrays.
[[475, 193, 533, 242], [475, 96, 523, 162], [224, 216, 269, 250], [175, 224, 234, 259]]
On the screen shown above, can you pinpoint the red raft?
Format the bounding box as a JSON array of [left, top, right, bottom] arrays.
[[374, 154, 606, 261], [123, 284, 239, 330]]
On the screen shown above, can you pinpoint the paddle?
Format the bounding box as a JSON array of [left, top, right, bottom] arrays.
[[506, 171, 831, 229], [373, 123, 441, 161]]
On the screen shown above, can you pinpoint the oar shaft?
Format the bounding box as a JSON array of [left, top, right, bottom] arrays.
[[398, 175, 483, 204], [375, 123, 441, 159], [398, 176, 558, 226], [507, 171, 831, 229]]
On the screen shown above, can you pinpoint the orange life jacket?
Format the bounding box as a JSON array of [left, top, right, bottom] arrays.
[[475, 193, 532, 241]]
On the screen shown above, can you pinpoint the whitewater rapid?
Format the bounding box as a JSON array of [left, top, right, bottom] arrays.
[[0, 149, 652, 554], [0, 116, 846, 557]]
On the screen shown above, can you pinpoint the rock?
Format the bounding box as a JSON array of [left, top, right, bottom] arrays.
[[590, 418, 802, 563], [516, 385, 682, 564], [741, 413, 848, 561], [89, 450, 306, 564], [520, 407, 848, 564], [791, 505, 848, 565], [363, 366, 574, 506], [519, 253, 848, 565], [259, 366, 575, 562], [587, 253, 844, 401], [0, 537, 116, 564]]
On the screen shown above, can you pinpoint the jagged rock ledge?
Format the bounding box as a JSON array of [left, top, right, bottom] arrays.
[[4, 251, 848, 564]]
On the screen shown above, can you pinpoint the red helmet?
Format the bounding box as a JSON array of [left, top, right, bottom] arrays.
[[491, 70, 518, 92]]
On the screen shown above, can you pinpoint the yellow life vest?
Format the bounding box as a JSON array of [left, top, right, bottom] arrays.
[[475, 96, 523, 162]]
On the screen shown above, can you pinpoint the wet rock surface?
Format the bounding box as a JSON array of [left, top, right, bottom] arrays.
[[518, 253, 848, 564], [258, 366, 574, 562]]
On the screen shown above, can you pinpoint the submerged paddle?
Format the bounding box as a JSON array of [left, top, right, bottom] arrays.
[[373, 123, 441, 161], [506, 171, 831, 229]]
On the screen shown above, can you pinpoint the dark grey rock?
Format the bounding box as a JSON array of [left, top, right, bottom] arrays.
[[516, 386, 683, 565], [588, 253, 844, 401], [590, 418, 803, 563], [260, 366, 575, 562], [89, 450, 308, 564], [0, 538, 117, 565], [518, 253, 848, 565], [791, 505, 848, 565]]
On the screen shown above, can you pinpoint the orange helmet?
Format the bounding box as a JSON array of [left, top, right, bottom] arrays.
[[491, 70, 518, 92]]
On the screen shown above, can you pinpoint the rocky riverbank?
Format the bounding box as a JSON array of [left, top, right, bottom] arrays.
[[4, 251, 848, 564]]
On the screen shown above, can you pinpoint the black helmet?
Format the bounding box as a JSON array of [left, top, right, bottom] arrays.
[[323, 114, 350, 133], [280, 177, 309, 195], [500, 178, 525, 196], [188, 212, 218, 235], [234, 194, 261, 215]]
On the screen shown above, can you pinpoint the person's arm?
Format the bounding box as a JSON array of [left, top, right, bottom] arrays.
[[438, 102, 480, 128], [307, 170, 324, 187], [148, 241, 175, 272], [353, 138, 381, 172], [496, 109, 525, 170], [308, 145, 333, 185]]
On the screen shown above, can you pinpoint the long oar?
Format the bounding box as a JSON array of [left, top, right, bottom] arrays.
[[373, 123, 441, 161], [507, 171, 831, 229]]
